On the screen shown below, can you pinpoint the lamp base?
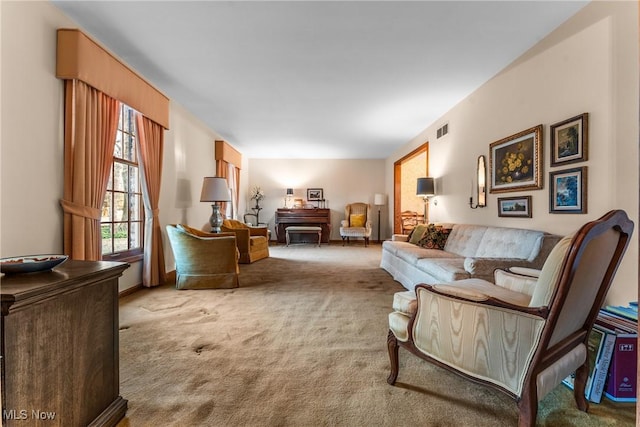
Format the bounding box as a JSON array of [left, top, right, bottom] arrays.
[[209, 204, 223, 233]]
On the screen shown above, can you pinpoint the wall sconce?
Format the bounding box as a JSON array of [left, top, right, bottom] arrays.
[[284, 188, 294, 208], [416, 177, 435, 223], [469, 155, 487, 209]]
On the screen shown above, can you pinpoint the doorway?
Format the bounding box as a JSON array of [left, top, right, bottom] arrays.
[[393, 142, 429, 234]]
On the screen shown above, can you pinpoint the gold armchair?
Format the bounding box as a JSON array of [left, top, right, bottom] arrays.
[[387, 210, 634, 426], [221, 219, 269, 264], [165, 224, 239, 290]]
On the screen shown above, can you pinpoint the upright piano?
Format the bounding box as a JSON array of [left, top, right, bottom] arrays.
[[275, 208, 331, 244]]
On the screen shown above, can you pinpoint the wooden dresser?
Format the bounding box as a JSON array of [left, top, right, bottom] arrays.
[[1, 260, 129, 427], [275, 208, 331, 244]]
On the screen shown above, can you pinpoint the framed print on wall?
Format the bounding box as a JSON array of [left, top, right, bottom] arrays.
[[490, 124, 543, 194], [306, 188, 323, 201], [550, 113, 588, 166], [497, 196, 532, 218], [549, 166, 587, 214]]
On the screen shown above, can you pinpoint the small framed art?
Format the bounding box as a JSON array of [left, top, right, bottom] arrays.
[[306, 188, 323, 201], [549, 167, 587, 214], [550, 113, 588, 166], [489, 124, 543, 193], [497, 196, 532, 218]]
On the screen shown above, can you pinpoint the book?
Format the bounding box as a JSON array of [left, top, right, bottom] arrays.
[[562, 326, 609, 401], [587, 325, 616, 403], [603, 305, 638, 322], [604, 332, 637, 402]]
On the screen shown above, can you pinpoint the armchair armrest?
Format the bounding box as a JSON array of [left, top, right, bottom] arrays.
[[340, 220, 349, 227], [421, 283, 548, 317], [508, 266, 541, 278], [248, 226, 268, 238], [220, 226, 250, 253]]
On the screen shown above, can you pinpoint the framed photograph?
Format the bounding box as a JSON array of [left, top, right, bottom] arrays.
[[490, 124, 543, 194], [550, 113, 588, 166], [497, 196, 532, 218], [549, 167, 587, 214], [306, 188, 323, 201]]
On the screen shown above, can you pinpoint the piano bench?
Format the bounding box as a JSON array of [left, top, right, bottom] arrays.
[[286, 226, 322, 247]]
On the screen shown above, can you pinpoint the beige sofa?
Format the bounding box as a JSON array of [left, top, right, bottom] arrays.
[[380, 223, 561, 290]]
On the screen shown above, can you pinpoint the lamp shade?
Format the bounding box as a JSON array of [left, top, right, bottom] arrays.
[[286, 188, 294, 196], [200, 177, 231, 202], [374, 193, 386, 206], [416, 177, 435, 196]]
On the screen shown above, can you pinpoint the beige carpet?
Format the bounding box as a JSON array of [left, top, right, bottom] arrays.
[[116, 244, 635, 426]]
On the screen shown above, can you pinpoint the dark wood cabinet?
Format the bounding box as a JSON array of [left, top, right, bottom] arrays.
[[1, 260, 129, 427], [275, 208, 331, 243]]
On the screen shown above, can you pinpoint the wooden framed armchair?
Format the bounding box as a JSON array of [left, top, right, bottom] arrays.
[[387, 210, 634, 426], [165, 224, 239, 290], [221, 219, 269, 264], [339, 202, 372, 246]]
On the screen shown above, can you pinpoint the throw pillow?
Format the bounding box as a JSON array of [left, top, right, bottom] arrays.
[[350, 214, 366, 227], [417, 224, 451, 250], [408, 224, 428, 244]]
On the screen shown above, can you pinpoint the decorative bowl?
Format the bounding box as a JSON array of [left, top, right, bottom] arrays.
[[0, 255, 69, 274]]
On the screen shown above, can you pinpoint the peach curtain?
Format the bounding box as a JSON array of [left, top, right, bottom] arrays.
[[136, 114, 166, 287], [215, 160, 240, 219], [60, 80, 120, 260]]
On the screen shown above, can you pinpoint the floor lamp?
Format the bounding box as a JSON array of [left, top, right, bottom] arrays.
[[374, 193, 386, 244]]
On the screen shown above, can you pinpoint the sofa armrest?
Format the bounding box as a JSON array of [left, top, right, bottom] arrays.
[[391, 234, 409, 242], [463, 257, 537, 282]]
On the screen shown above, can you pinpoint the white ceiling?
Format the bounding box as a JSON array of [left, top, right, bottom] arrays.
[[52, 1, 588, 159]]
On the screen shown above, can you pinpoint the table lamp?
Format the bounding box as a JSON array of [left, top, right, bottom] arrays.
[[200, 177, 231, 232]]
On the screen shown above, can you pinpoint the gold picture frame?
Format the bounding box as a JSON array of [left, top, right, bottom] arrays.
[[489, 124, 543, 194]]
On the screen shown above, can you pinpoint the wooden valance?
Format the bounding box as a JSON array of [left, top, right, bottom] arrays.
[[56, 29, 169, 129], [215, 140, 242, 168]]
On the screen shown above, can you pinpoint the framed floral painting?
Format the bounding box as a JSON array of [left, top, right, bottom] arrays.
[[549, 166, 587, 214], [489, 124, 543, 194]]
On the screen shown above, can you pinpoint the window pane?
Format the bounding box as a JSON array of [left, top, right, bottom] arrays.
[[114, 223, 128, 252], [129, 165, 139, 191], [113, 192, 128, 221], [106, 168, 113, 191], [124, 133, 135, 162], [113, 162, 127, 192], [101, 192, 112, 222], [123, 107, 135, 135], [102, 224, 113, 255], [114, 130, 123, 160], [130, 221, 142, 249], [130, 194, 143, 221]]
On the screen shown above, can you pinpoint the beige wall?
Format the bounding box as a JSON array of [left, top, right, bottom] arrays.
[[385, 1, 639, 305], [247, 159, 387, 242]]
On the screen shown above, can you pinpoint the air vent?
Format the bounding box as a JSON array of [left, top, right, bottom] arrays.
[[437, 123, 448, 139]]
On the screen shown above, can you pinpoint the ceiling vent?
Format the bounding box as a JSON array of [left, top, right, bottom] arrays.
[[437, 123, 449, 139]]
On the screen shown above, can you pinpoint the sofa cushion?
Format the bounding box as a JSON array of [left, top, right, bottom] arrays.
[[474, 227, 544, 260], [415, 258, 469, 282], [397, 245, 462, 266], [443, 225, 488, 257], [418, 225, 451, 249], [408, 224, 429, 244]]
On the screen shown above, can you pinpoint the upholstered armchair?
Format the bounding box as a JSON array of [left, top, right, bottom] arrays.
[[387, 210, 633, 427], [221, 219, 269, 263], [339, 202, 372, 246], [166, 224, 239, 290]]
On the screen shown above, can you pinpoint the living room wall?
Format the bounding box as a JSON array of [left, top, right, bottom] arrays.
[[246, 159, 387, 242], [386, 1, 639, 305]]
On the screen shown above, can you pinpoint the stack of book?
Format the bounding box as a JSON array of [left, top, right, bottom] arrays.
[[598, 303, 637, 403], [562, 303, 637, 403]]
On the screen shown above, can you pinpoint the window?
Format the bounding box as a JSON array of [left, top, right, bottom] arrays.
[[101, 104, 144, 259]]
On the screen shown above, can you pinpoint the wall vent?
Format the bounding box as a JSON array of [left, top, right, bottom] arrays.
[[437, 123, 449, 139]]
